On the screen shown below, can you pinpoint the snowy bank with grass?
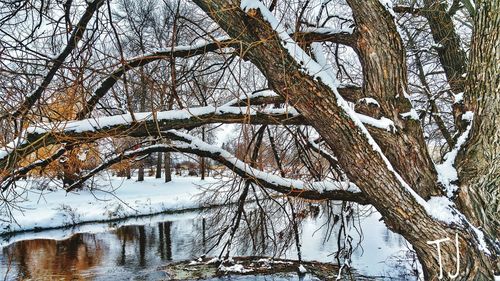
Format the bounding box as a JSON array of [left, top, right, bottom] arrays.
[[1, 175, 217, 234]]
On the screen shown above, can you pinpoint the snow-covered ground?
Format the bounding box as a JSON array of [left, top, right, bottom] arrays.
[[1, 175, 217, 235], [0, 175, 420, 279]]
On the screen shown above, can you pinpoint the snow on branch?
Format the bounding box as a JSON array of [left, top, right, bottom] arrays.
[[66, 130, 368, 204], [239, 0, 465, 226], [436, 111, 474, 198], [222, 90, 281, 107], [30, 106, 303, 135], [0, 106, 305, 170], [300, 27, 354, 36], [224, 90, 395, 131]]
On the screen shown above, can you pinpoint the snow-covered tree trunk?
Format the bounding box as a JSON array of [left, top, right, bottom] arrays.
[[190, 0, 498, 278]]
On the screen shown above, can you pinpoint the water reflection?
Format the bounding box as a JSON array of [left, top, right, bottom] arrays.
[[0, 209, 414, 280], [4, 234, 104, 280], [1, 219, 204, 281], [157, 222, 172, 260]]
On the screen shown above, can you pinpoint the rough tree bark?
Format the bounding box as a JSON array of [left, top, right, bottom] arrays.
[[422, 0, 467, 94], [457, 0, 500, 251], [191, 0, 498, 279]]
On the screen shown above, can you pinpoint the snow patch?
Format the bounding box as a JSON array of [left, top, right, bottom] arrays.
[[0, 176, 214, 235], [453, 92, 464, 104], [355, 114, 395, 132], [218, 264, 253, 273], [358, 97, 380, 107], [426, 197, 459, 224], [400, 109, 420, 120]]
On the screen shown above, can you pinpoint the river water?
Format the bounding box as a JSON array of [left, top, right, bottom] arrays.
[[0, 207, 418, 280]]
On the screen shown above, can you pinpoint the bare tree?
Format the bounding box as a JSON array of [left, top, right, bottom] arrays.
[[0, 0, 498, 279]]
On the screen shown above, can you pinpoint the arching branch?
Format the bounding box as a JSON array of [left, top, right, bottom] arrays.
[[77, 38, 239, 119], [65, 130, 369, 205]]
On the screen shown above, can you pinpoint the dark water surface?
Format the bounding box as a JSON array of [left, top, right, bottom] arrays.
[[0, 209, 414, 280]]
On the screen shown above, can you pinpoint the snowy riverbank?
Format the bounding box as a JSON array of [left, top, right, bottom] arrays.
[[1, 175, 218, 235]]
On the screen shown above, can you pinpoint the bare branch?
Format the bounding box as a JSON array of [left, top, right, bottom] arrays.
[[7, 0, 105, 120], [77, 38, 239, 119]]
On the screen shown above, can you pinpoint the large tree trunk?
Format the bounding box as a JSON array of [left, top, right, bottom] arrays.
[[457, 0, 500, 247], [346, 0, 440, 200], [422, 0, 467, 94], [192, 0, 497, 278]]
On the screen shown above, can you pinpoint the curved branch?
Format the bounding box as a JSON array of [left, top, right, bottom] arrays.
[[78, 31, 358, 119], [66, 130, 369, 205], [77, 38, 238, 119]]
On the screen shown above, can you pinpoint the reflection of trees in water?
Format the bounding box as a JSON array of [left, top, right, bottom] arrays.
[[382, 227, 406, 248], [158, 222, 172, 260], [1, 210, 417, 280], [112, 220, 191, 268], [113, 225, 148, 267], [382, 248, 419, 280], [4, 234, 104, 280], [198, 178, 361, 268]]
